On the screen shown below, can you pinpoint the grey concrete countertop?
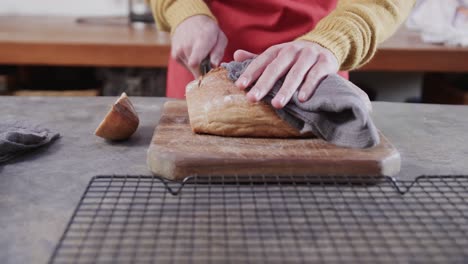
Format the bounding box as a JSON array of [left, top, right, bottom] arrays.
[[1, 96, 467, 264]]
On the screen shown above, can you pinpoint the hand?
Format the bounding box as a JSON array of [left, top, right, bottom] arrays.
[[171, 15, 228, 78], [234, 40, 339, 109]]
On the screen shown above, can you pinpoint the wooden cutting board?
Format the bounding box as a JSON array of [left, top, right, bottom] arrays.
[[147, 101, 401, 180]]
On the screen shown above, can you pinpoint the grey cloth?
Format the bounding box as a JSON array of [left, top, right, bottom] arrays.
[[0, 121, 60, 164], [221, 59, 380, 148]]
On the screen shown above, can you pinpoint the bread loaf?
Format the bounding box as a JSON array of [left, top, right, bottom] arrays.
[[185, 67, 302, 138]]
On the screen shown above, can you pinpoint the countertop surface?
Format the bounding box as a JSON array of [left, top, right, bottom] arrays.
[[1, 96, 468, 264]]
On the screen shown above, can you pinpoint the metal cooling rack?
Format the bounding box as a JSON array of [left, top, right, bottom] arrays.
[[49, 175, 468, 264]]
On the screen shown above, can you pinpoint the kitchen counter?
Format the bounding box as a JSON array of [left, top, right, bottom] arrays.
[[1, 96, 468, 264]]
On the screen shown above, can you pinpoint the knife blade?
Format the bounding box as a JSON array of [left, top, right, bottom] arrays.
[[200, 56, 212, 76]]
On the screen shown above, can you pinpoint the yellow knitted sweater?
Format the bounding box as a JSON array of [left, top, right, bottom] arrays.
[[150, 0, 415, 70]]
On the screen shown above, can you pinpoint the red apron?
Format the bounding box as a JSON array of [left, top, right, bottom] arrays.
[[166, 0, 346, 98]]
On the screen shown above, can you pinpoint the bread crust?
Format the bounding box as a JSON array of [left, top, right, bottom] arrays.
[[186, 67, 302, 138], [95, 93, 139, 140]]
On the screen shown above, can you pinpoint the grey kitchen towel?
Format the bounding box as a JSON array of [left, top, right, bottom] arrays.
[[222, 59, 380, 148], [0, 121, 60, 164]]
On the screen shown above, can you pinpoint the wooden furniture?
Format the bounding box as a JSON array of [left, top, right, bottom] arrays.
[[1, 16, 468, 71], [12, 89, 99, 96], [422, 74, 468, 104], [361, 28, 468, 72], [0, 16, 170, 67]]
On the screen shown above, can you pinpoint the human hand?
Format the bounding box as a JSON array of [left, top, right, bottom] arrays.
[[171, 15, 228, 78], [234, 40, 339, 109]]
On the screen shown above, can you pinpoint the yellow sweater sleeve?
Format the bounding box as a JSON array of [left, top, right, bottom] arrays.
[[150, 0, 415, 70], [149, 0, 216, 34], [298, 0, 416, 70]]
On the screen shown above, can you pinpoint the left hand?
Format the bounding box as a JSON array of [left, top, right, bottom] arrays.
[[234, 40, 339, 109]]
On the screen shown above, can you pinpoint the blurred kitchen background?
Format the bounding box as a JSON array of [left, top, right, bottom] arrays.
[[0, 0, 467, 104]]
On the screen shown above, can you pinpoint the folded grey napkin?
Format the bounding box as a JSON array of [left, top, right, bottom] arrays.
[[222, 59, 380, 148], [0, 121, 60, 164]]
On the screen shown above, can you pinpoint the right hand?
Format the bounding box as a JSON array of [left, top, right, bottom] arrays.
[[171, 15, 228, 78]]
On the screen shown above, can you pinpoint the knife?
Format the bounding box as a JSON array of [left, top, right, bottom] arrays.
[[200, 56, 212, 76]]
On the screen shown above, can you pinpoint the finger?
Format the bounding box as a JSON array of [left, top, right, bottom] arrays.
[[187, 39, 213, 69], [210, 32, 228, 66], [235, 46, 281, 90], [271, 49, 319, 109], [233, 49, 257, 62], [178, 53, 189, 69], [174, 47, 197, 78], [171, 45, 189, 66], [178, 47, 199, 78], [299, 55, 335, 101], [246, 47, 298, 102], [188, 66, 201, 79]]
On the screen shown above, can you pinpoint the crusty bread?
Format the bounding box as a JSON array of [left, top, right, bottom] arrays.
[[185, 67, 302, 138], [95, 92, 139, 141]]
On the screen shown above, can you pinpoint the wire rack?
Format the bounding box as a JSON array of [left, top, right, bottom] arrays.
[[49, 175, 468, 264]]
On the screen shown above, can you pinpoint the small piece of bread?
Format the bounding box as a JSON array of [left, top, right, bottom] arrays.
[[185, 67, 302, 138], [95, 92, 139, 140]]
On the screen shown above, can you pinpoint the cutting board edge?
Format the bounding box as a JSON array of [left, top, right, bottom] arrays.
[[147, 144, 179, 180], [147, 100, 402, 181], [147, 146, 394, 180], [378, 146, 401, 176]]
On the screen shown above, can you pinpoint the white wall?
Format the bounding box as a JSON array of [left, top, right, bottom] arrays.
[[0, 0, 128, 16]]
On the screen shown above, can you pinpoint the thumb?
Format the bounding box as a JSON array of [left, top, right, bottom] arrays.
[[210, 31, 228, 66], [233, 49, 257, 62]]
